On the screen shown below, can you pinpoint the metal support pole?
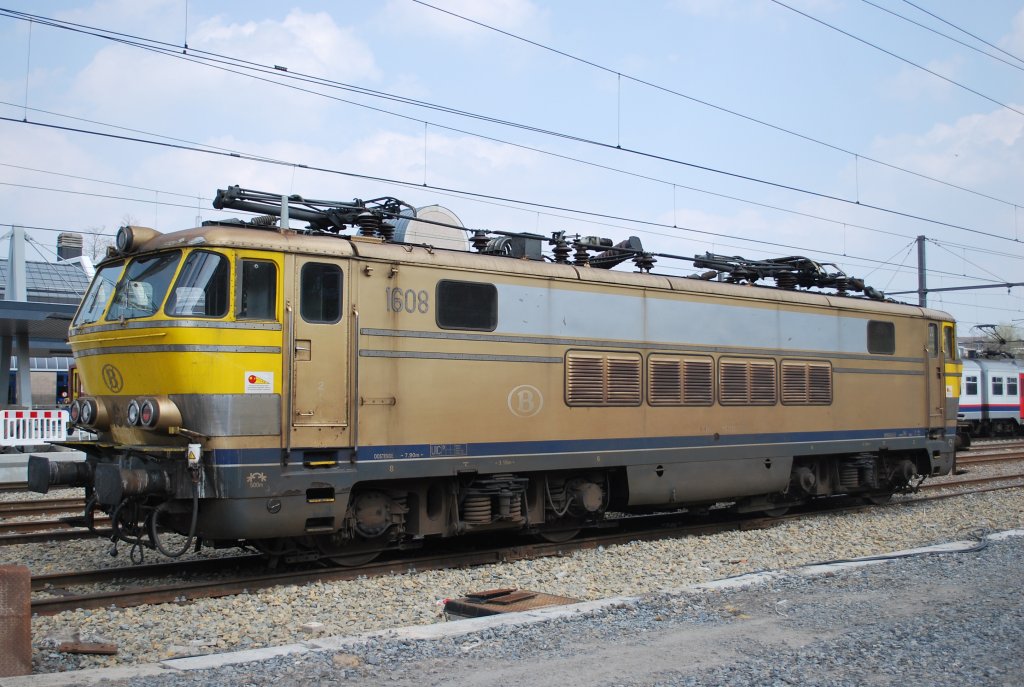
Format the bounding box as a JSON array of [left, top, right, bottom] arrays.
[[916, 235, 927, 308], [0, 337, 10, 407]]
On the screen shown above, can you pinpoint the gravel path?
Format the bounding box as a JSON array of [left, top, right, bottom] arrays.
[[13, 530, 1023, 686], [3, 486, 1019, 677]]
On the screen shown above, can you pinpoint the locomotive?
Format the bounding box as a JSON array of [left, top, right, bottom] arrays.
[[29, 186, 960, 564]]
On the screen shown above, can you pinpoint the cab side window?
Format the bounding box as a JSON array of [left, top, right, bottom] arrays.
[[926, 323, 938, 357], [237, 260, 278, 320], [300, 263, 343, 324]]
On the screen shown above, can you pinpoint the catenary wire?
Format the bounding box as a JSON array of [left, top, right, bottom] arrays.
[[859, 0, 1024, 74], [900, 0, 1024, 68], [0, 9, 1021, 245], [407, 0, 1024, 210], [769, 0, 1024, 119]]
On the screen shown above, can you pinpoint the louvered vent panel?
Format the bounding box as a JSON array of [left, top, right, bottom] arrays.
[[781, 363, 809, 404], [807, 363, 833, 404], [648, 357, 682, 405], [749, 362, 777, 405], [567, 352, 641, 406], [781, 361, 832, 405], [606, 356, 642, 405], [719, 360, 751, 405], [682, 358, 714, 405], [567, 355, 606, 405]]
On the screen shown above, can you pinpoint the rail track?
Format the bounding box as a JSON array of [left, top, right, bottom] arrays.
[[25, 475, 1024, 616]]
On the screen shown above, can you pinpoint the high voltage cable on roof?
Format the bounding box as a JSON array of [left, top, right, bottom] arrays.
[[1, 8, 1022, 245], [769, 0, 1024, 119], [406, 0, 1024, 211]]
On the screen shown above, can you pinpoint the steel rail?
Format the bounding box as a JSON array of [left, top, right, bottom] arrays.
[[28, 480, 1024, 616]]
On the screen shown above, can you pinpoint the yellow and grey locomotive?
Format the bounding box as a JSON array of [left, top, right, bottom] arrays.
[[30, 185, 961, 563]]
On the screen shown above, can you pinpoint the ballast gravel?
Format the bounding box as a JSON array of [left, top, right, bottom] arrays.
[[5, 486, 1024, 682]]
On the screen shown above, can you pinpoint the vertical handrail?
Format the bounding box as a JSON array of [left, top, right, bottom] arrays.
[[351, 306, 360, 461], [285, 301, 294, 464]]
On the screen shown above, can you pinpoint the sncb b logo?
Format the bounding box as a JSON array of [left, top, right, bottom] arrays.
[[101, 364, 124, 393]]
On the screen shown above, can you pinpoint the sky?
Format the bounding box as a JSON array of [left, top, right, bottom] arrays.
[[0, 0, 1023, 336]]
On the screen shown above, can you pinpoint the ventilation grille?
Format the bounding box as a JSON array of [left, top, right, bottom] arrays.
[[781, 361, 833, 405], [567, 351, 642, 406], [720, 359, 777, 405], [648, 355, 714, 406]]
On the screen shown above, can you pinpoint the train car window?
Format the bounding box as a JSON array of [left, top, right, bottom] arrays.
[[943, 325, 956, 359], [165, 251, 229, 318], [964, 375, 978, 396], [926, 323, 939, 357], [781, 360, 833, 405], [993, 377, 1004, 396], [105, 251, 181, 321], [866, 321, 895, 355], [300, 263, 343, 324], [237, 260, 278, 320], [436, 280, 497, 331], [73, 261, 124, 326], [719, 358, 777, 406], [1009, 377, 1019, 396], [566, 350, 642, 406], [647, 354, 713, 406]]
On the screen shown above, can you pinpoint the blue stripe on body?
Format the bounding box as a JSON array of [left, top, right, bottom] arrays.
[[356, 427, 928, 461]]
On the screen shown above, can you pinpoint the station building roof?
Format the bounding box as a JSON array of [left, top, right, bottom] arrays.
[[0, 258, 88, 357]]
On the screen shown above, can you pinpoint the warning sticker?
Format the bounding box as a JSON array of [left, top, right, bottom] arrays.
[[245, 371, 274, 394]]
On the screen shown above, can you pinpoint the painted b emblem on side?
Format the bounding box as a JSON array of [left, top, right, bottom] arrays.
[[508, 385, 543, 418], [101, 364, 124, 393]]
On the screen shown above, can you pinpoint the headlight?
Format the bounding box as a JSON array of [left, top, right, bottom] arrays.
[[126, 399, 141, 426], [79, 399, 93, 425], [140, 399, 155, 427], [114, 225, 161, 254], [138, 397, 182, 430], [76, 397, 110, 430]]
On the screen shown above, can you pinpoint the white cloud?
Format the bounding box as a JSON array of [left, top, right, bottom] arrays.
[[66, 9, 379, 132], [879, 56, 962, 104], [869, 106, 1024, 188], [1003, 7, 1024, 56]]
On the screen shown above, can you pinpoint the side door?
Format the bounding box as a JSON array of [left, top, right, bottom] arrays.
[[289, 256, 350, 450], [926, 322, 945, 429], [941, 321, 959, 434]]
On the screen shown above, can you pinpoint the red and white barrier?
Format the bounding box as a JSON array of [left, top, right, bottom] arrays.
[[0, 410, 68, 447]]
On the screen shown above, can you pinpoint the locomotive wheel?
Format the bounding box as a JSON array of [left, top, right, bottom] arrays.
[[762, 506, 790, 517], [316, 534, 385, 567], [536, 516, 584, 543], [863, 491, 893, 505], [537, 527, 581, 543]]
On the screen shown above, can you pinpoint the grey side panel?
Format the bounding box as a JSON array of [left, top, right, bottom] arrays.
[[171, 394, 282, 436], [625, 456, 793, 506]]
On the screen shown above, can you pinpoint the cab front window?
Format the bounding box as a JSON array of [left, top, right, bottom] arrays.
[[165, 251, 229, 318], [105, 251, 181, 321], [73, 261, 125, 326]]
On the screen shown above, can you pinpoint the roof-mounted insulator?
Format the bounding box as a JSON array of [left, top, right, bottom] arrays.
[[551, 234, 571, 264], [356, 211, 380, 237], [471, 230, 490, 253], [573, 242, 590, 267], [633, 253, 656, 273]]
